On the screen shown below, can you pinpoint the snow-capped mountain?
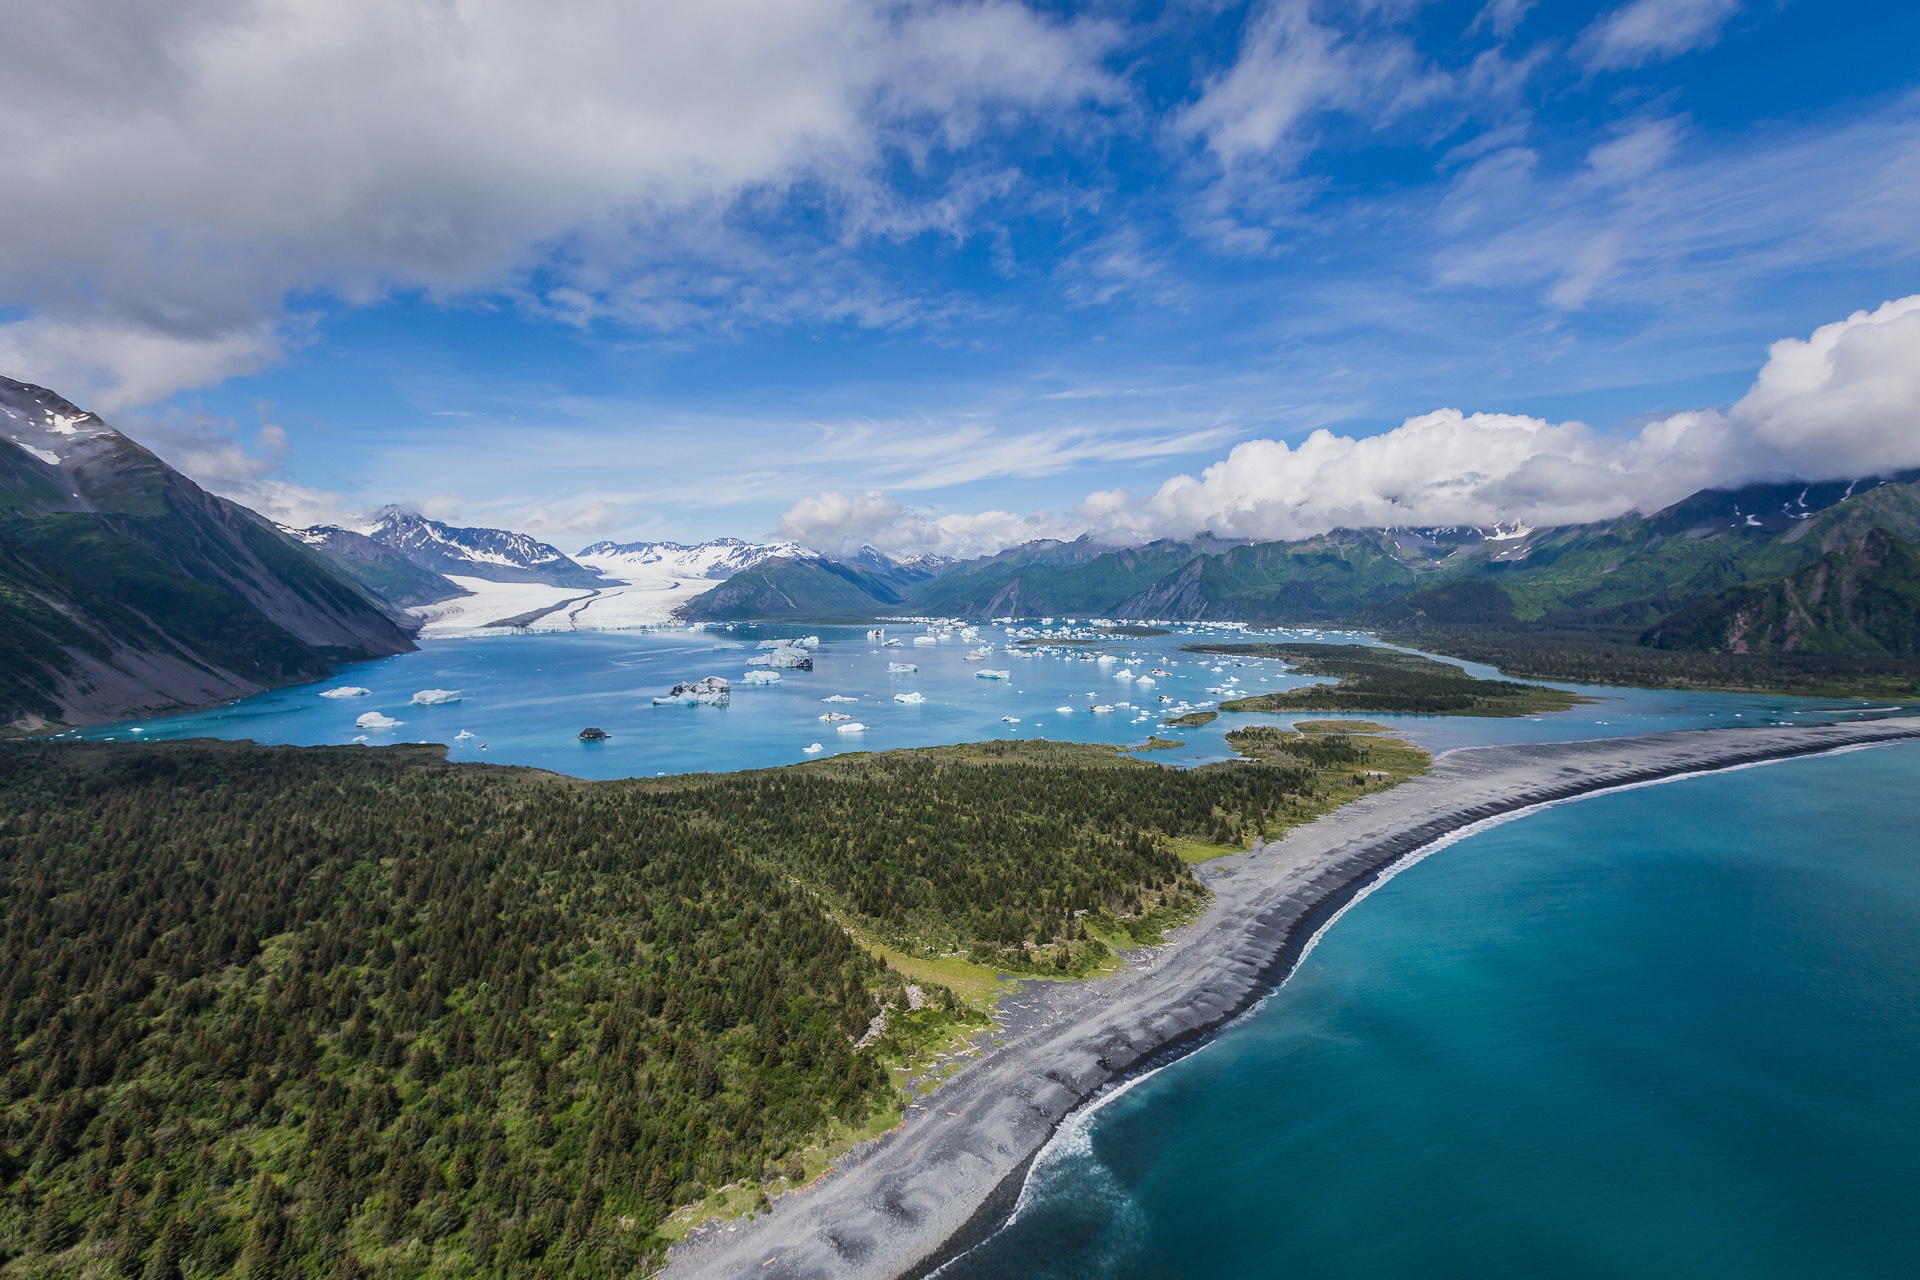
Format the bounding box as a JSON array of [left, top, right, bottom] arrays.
[[366, 509, 603, 586], [575, 537, 814, 581], [840, 544, 956, 580]]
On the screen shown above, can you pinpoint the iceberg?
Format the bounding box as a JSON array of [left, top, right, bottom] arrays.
[[320, 686, 370, 699], [820, 711, 854, 722], [836, 722, 867, 734], [740, 670, 782, 686], [1096, 654, 1117, 665], [1056, 706, 1074, 714], [804, 742, 825, 754], [1136, 677, 1156, 687], [866, 628, 886, 640], [798, 635, 821, 648], [1092, 705, 1114, 713], [883, 637, 904, 646], [1114, 670, 1135, 681], [888, 662, 918, 673], [653, 676, 730, 706], [975, 669, 1010, 680], [964, 647, 992, 661], [912, 635, 938, 646], [894, 691, 926, 704], [410, 689, 462, 706], [454, 730, 476, 741], [821, 694, 858, 703], [755, 639, 790, 649], [355, 712, 400, 729], [1001, 715, 1021, 723], [767, 647, 813, 670], [1151, 668, 1171, 677]]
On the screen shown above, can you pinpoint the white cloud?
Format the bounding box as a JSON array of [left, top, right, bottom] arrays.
[[0, 0, 1120, 406], [810, 294, 1920, 556], [776, 490, 1078, 558], [1731, 295, 1920, 480], [1107, 294, 1920, 542], [1578, 0, 1743, 71]]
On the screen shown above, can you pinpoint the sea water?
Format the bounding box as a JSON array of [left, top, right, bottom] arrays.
[[68, 624, 1904, 777], [941, 742, 1920, 1279]]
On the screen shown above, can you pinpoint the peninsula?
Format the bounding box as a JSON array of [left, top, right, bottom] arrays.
[[664, 714, 1920, 1279]]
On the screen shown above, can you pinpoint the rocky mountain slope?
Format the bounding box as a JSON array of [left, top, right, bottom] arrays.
[[0, 376, 416, 728], [367, 508, 603, 586]]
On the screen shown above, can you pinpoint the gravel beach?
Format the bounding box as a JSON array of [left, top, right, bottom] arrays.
[[663, 716, 1920, 1280]]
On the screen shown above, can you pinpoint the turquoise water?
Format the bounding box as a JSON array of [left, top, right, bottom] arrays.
[[69, 625, 1901, 777], [942, 743, 1920, 1279]]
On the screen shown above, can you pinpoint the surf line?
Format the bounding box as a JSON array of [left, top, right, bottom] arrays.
[[927, 732, 1919, 1278]]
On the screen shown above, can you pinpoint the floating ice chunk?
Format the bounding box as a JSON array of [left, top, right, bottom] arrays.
[[755, 639, 790, 649], [410, 689, 462, 706], [320, 686, 371, 699], [352, 734, 368, 742], [741, 670, 782, 686], [653, 676, 730, 706], [820, 712, 853, 722], [454, 730, 476, 741], [912, 635, 938, 646], [767, 647, 813, 670], [1096, 654, 1117, 665], [355, 712, 401, 729], [894, 691, 926, 704], [1114, 670, 1135, 680], [804, 742, 825, 754], [883, 638, 904, 647], [1092, 705, 1113, 713], [1001, 715, 1020, 723], [1056, 706, 1074, 714], [888, 662, 918, 673], [964, 647, 992, 661], [798, 636, 821, 648], [1136, 677, 1155, 687], [975, 669, 1010, 680], [836, 722, 867, 734], [821, 694, 858, 703], [1151, 669, 1171, 677], [866, 628, 886, 640]]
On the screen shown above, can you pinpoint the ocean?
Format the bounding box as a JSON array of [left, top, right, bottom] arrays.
[[940, 741, 1920, 1279]]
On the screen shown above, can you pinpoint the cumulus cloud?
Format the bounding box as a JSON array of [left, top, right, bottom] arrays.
[[802, 295, 1920, 556], [0, 0, 1120, 407], [776, 490, 1078, 558], [1578, 0, 1743, 71], [1111, 294, 1920, 542]]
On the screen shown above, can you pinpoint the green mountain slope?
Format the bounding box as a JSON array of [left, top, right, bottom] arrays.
[[0, 376, 415, 728], [1644, 528, 1920, 655], [674, 556, 913, 621], [283, 524, 468, 607]]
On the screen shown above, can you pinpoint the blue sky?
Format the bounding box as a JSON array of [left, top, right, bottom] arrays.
[[4, 0, 1919, 555]]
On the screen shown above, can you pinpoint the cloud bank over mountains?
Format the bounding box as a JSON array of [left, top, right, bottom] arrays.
[[782, 295, 1920, 556]]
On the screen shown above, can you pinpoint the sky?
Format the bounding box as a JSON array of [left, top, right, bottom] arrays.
[[3, 0, 1919, 557]]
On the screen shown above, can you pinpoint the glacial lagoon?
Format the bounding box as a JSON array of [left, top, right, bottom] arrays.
[[70, 622, 1903, 776]]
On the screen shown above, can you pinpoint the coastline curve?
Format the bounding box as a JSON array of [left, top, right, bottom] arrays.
[[663, 716, 1920, 1280]]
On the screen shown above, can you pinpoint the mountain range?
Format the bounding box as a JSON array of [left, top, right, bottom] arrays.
[[6, 368, 1920, 728]]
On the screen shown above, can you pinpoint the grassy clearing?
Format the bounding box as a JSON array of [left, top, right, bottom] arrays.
[[1295, 718, 1392, 734]]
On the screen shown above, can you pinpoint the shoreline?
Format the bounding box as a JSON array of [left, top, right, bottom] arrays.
[[663, 715, 1920, 1280]]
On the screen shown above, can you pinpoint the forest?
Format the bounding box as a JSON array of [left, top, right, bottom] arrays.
[[0, 734, 1343, 1278]]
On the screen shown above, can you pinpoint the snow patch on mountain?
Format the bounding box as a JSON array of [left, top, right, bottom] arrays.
[[367, 509, 602, 586]]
